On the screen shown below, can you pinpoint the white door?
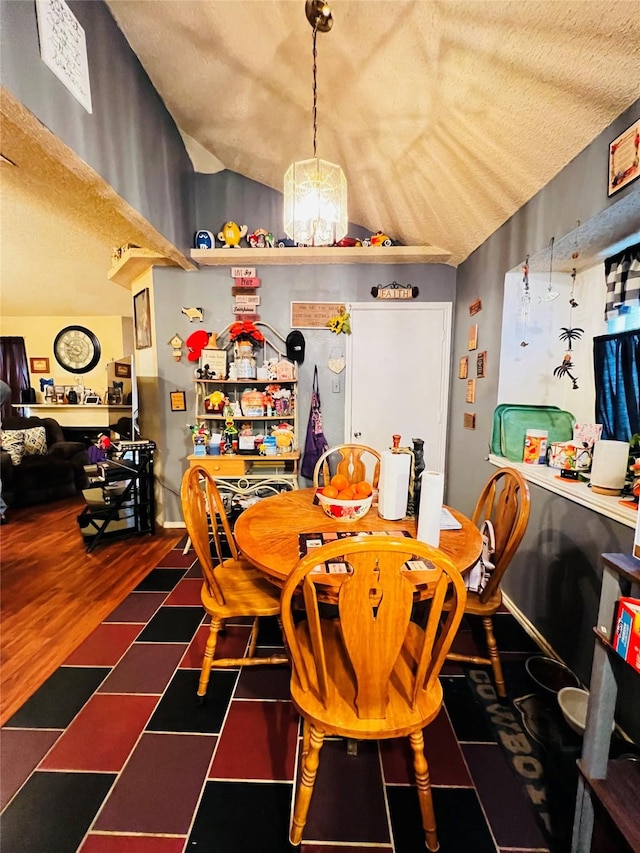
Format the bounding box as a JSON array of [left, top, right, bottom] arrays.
[[345, 302, 452, 473]]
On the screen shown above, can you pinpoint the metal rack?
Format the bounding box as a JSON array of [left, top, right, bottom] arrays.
[[77, 440, 156, 552]]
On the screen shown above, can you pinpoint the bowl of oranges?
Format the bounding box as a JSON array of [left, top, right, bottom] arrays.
[[316, 475, 374, 521]]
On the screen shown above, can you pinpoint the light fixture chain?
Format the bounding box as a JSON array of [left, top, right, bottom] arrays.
[[312, 22, 318, 158]]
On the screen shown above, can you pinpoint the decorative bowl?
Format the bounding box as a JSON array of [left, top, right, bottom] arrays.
[[525, 655, 581, 694], [316, 491, 373, 522], [557, 687, 614, 736]]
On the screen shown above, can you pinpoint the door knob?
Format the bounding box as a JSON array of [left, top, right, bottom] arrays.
[[354, 431, 361, 438]]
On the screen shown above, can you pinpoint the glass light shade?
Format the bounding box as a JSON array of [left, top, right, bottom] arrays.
[[283, 157, 347, 246]]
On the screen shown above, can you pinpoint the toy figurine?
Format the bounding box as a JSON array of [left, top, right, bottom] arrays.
[[194, 230, 215, 249], [218, 221, 248, 248], [247, 228, 275, 248]]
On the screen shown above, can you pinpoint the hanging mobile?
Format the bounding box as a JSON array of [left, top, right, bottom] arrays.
[[539, 236, 559, 302], [569, 221, 580, 308], [553, 266, 583, 390], [519, 255, 531, 347]]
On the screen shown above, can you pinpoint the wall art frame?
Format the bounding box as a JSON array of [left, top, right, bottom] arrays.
[[608, 118, 640, 196], [134, 288, 152, 350], [29, 357, 50, 373], [170, 390, 186, 412]]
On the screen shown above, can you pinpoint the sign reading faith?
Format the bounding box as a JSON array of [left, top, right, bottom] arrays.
[[234, 277, 261, 289], [371, 282, 418, 300], [36, 0, 92, 113], [291, 302, 345, 329], [231, 267, 256, 278]]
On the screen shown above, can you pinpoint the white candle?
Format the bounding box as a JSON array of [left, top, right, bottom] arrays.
[[590, 440, 629, 495], [417, 471, 445, 547]]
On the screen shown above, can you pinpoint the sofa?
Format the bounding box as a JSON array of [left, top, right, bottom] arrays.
[[0, 416, 90, 507]]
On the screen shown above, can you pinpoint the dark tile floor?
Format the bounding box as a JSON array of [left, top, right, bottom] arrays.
[[1, 538, 576, 853]]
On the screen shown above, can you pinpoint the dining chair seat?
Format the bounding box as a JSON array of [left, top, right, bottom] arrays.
[[199, 560, 283, 616]]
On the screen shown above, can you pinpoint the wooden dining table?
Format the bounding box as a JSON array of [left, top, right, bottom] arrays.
[[234, 488, 482, 600]]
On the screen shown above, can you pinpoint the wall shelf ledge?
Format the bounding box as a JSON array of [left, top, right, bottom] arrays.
[[191, 245, 452, 266]]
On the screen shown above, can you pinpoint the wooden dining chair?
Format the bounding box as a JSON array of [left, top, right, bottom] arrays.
[[280, 536, 467, 850], [180, 465, 288, 701], [312, 443, 381, 488], [445, 467, 531, 698]]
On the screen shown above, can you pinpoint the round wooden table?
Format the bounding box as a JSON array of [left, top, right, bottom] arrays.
[[234, 488, 482, 598]]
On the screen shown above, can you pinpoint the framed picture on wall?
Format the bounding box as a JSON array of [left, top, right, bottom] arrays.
[[134, 288, 152, 350], [170, 390, 187, 412], [114, 361, 132, 378], [608, 119, 640, 196], [29, 357, 50, 373]]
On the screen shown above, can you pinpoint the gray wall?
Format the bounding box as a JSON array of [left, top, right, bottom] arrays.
[[154, 188, 456, 521], [448, 100, 640, 737], [1, 0, 193, 256]]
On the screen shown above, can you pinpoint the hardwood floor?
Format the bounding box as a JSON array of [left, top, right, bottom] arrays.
[[0, 495, 182, 725]]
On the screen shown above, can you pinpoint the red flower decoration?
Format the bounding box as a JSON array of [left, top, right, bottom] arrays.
[[229, 321, 265, 344]]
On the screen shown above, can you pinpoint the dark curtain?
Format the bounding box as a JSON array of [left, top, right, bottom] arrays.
[[593, 329, 640, 441], [604, 241, 640, 320], [0, 337, 30, 421]]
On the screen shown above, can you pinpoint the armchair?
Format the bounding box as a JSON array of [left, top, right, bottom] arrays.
[[0, 416, 90, 507]]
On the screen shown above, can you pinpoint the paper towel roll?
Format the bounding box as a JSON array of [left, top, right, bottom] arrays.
[[417, 471, 445, 547], [378, 451, 410, 520], [590, 440, 629, 495]]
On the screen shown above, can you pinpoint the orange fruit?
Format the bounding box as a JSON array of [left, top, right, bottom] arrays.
[[355, 481, 373, 497], [338, 486, 357, 500], [330, 473, 349, 491], [322, 485, 339, 498]]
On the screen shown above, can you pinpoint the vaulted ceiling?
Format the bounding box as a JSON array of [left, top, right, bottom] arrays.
[[2, 1, 639, 318], [107, 0, 640, 264]]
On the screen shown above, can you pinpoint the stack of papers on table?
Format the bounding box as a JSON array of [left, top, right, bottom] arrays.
[[440, 508, 462, 530]]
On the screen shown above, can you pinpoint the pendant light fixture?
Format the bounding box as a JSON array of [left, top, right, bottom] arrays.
[[283, 0, 347, 246]]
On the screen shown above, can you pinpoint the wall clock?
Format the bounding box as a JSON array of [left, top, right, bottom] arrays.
[[53, 325, 101, 374]]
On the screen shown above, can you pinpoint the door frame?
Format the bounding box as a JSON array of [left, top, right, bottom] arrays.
[[344, 301, 452, 472]]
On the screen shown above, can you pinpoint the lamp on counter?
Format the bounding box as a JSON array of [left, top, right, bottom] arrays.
[[283, 0, 347, 247]]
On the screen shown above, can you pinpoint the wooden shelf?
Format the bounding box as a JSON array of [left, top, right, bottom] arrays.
[[191, 245, 451, 266], [108, 248, 180, 287], [194, 379, 297, 385], [577, 758, 640, 851]]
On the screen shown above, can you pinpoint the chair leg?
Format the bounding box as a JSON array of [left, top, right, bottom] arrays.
[[482, 616, 506, 698], [247, 616, 259, 658], [301, 718, 310, 761], [198, 618, 222, 698], [290, 724, 325, 846], [409, 730, 439, 852], [277, 615, 291, 662]]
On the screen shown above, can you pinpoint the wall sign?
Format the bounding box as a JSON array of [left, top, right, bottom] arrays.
[[231, 267, 256, 278], [35, 0, 92, 113], [463, 412, 476, 430], [458, 357, 468, 379], [476, 351, 486, 378], [291, 302, 345, 329], [371, 282, 418, 299], [233, 277, 261, 288]]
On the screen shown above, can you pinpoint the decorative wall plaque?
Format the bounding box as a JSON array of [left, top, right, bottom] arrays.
[[466, 379, 476, 403], [476, 351, 486, 378], [463, 412, 476, 430], [370, 282, 419, 299], [459, 356, 468, 379]]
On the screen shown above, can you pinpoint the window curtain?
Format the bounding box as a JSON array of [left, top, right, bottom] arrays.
[[593, 329, 640, 441], [0, 337, 30, 421], [604, 241, 640, 320]]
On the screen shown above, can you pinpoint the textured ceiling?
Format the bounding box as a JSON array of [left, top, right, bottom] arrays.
[[2, 1, 639, 319], [107, 0, 640, 265]]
